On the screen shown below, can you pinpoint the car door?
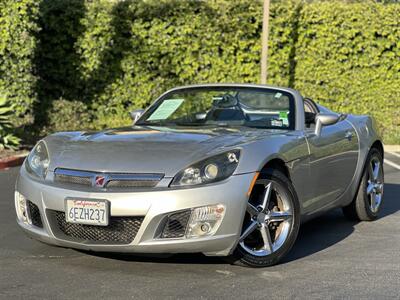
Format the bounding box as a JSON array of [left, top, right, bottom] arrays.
[[303, 101, 359, 211]]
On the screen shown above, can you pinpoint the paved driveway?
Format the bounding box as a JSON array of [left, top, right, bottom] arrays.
[[1, 159, 399, 299]]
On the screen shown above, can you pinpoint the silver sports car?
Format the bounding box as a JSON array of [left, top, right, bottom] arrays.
[[15, 84, 384, 267]]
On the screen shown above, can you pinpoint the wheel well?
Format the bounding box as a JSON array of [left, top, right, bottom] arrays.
[[371, 140, 384, 159], [260, 158, 290, 179]]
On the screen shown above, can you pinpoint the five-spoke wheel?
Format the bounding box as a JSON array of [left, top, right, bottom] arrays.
[[343, 148, 384, 221], [232, 169, 300, 267], [239, 181, 293, 256], [366, 157, 384, 213]]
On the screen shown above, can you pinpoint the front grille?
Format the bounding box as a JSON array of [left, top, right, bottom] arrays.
[[160, 210, 192, 238], [106, 179, 159, 188], [27, 200, 43, 228], [49, 211, 143, 244], [54, 173, 92, 186], [54, 168, 163, 189]]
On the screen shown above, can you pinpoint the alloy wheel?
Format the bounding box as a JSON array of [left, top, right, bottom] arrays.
[[239, 179, 293, 257], [367, 156, 384, 213]]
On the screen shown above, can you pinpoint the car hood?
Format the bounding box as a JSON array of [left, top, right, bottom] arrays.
[[45, 126, 287, 177]]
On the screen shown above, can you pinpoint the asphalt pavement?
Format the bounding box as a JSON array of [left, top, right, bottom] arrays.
[[1, 154, 400, 299]]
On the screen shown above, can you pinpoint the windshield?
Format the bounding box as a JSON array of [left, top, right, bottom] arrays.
[[137, 87, 295, 130]]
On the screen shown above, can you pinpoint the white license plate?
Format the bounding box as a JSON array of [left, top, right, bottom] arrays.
[[65, 198, 109, 226]]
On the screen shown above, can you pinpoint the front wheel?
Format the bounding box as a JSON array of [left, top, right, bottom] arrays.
[[230, 169, 300, 267]]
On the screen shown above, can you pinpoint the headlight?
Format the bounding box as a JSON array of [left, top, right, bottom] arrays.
[[26, 140, 50, 179], [171, 150, 240, 187]]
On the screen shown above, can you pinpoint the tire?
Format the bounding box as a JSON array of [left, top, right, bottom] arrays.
[[229, 169, 300, 267], [342, 148, 384, 221]]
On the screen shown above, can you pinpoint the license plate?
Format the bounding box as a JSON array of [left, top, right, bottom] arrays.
[[65, 198, 109, 226]]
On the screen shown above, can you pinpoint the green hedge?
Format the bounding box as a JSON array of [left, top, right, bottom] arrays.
[[295, 1, 400, 144], [0, 0, 39, 128], [0, 0, 399, 143]]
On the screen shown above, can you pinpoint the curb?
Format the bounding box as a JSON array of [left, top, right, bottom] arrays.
[[0, 154, 27, 170], [384, 145, 400, 152]]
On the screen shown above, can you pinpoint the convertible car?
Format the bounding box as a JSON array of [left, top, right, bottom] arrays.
[[15, 84, 384, 267]]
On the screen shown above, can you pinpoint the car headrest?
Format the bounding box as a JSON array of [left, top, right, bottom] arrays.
[[212, 94, 238, 108]]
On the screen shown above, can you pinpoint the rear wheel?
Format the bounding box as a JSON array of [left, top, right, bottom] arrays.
[[231, 169, 300, 267], [342, 148, 384, 221]]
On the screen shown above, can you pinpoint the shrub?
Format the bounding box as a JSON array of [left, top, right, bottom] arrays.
[[45, 99, 92, 133], [1, 0, 399, 143], [0, 94, 21, 150], [0, 0, 39, 128], [294, 1, 400, 144]]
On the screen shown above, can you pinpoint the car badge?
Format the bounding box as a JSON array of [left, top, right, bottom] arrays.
[[94, 175, 107, 188]]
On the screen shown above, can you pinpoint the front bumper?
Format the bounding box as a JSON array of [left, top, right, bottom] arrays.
[[15, 166, 255, 256]]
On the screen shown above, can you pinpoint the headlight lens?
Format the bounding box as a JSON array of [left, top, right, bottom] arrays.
[[171, 150, 240, 187], [26, 140, 50, 179]]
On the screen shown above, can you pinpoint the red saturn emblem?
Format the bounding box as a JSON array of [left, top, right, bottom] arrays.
[[94, 175, 106, 188]]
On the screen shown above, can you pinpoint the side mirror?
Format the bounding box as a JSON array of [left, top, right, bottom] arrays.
[[130, 109, 144, 124], [314, 113, 341, 136]]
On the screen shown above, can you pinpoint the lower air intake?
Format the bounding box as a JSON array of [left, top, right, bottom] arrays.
[[160, 210, 192, 239], [49, 211, 143, 244], [27, 200, 43, 228]]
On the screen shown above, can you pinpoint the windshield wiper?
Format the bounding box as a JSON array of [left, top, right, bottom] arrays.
[[138, 120, 176, 126], [174, 122, 208, 127], [244, 125, 269, 129]]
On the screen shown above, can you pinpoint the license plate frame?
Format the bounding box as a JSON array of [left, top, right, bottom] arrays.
[[65, 198, 109, 226]]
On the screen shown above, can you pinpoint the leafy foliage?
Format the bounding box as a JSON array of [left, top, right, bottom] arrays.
[[0, 94, 21, 150], [0, 0, 399, 144], [0, 0, 39, 128], [44, 98, 92, 133], [295, 1, 400, 144]]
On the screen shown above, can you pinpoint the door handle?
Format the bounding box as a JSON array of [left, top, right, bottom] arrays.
[[345, 131, 353, 140]]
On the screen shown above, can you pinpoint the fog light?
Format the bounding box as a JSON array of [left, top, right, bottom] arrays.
[[15, 191, 30, 224], [186, 204, 225, 238], [200, 223, 210, 233]]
